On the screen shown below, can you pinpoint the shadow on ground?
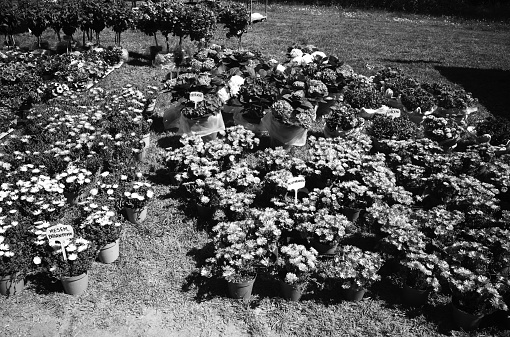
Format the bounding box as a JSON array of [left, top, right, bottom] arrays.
[[435, 66, 510, 120]]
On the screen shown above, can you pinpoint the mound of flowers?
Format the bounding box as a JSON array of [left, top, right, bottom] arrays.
[[162, 44, 510, 329], [0, 84, 154, 293]]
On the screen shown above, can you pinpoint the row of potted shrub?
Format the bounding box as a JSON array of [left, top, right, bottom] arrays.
[[161, 43, 510, 152]]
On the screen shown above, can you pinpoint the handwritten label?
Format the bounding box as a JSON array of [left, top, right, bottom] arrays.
[[47, 225, 74, 261], [287, 176, 306, 191], [287, 176, 306, 204], [189, 92, 204, 108]]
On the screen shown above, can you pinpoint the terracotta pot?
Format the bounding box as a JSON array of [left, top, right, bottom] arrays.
[[98, 239, 120, 264], [0, 273, 24, 296], [227, 276, 256, 300], [451, 304, 484, 330], [61, 272, 88, 296], [279, 280, 303, 301]]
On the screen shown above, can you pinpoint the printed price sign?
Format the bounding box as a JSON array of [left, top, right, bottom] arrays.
[[287, 176, 306, 204], [189, 91, 204, 108], [47, 225, 74, 261]]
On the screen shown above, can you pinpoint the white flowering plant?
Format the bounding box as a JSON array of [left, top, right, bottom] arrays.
[[276, 244, 318, 289], [39, 236, 96, 278], [445, 266, 509, 316], [55, 164, 94, 195], [201, 220, 271, 283], [122, 181, 154, 209], [296, 209, 352, 245], [0, 214, 37, 278], [79, 206, 123, 248], [330, 245, 384, 291], [391, 252, 447, 294]]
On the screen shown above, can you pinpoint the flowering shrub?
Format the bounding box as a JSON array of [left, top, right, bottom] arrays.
[[55, 164, 93, 195], [296, 209, 352, 245], [445, 266, 508, 316], [392, 252, 447, 293], [422, 115, 462, 142], [277, 244, 318, 288], [0, 216, 36, 277], [325, 103, 363, 131], [79, 206, 122, 248], [39, 236, 95, 278], [271, 98, 315, 129], [343, 76, 384, 109], [122, 180, 154, 209], [326, 245, 384, 291]]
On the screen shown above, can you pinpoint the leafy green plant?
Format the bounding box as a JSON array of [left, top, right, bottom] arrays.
[[476, 116, 510, 146], [343, 77, 384, 109], [369, 115, 421, 140]]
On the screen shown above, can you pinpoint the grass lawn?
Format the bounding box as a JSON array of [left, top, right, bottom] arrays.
[[2, 4, 510, 337]]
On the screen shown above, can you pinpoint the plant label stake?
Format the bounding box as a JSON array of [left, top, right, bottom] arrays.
[[287, 175, 306, 204], [47, 225, 74, 261], [189, 92, 204, 109]]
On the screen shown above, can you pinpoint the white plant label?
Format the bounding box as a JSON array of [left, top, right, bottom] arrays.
[[47, 225, 74, 261], [287, 176, 306, 204], [189, 92, 204, 108]]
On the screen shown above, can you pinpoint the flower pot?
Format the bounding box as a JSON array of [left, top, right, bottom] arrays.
[[324, 124, 363, 139], [124, 206, 148, 224], [63, 191, 81, 205], [0, 273, 24, 296], [227, 276, 256, 300], [401, 285, 428, 306], [341, 207, 362, 223], [61, 272, 88, 296], [451, 304, 484, 331], [341, 287, 367, 302], [201, 132, 218, 142], [310, 239, 338, 255], [196, 204, 215, 219], [279, 280, 303, 301], [134, 148, 147, 162], [145, 100, 156, 114], [178, 114, 225, 141], [261, 112, 308, 148], [98, 239, 120, 264], [316, 93, 341, 119]]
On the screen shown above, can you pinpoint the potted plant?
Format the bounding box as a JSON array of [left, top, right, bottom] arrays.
[[262, 97, 316, 148], [342, 76, 384, 110], [78, 206, 122, 264], [45, 236, 95, 295], [217, 2, 250, 48], [400, 86, 437, 120], [295, 209, 352, 255], [276, 244, 318, 301], [0, 215, 35, 296], [445, 266, 508, 330], [422, 115, 462, 149], [391, 252, 447, 306], [324, 103, 364, 138], [236, 75, 278, 130], [55, 164, 94, 204], [332, 245, 384, 301], [202, 219, 269, 299], [179, 93, 225, 141], [121, 180, 154, 225]]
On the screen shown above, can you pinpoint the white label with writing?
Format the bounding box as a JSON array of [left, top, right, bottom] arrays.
[[47, 225, 74, 261], [287, 176, 306, 204], [189, 92, 204, 107], [287, 176, 306, 191]]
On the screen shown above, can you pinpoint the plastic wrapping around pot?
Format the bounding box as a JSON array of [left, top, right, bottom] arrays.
[[178, 113, 225, 137], [324, 120, 365, 139], [359, 106, 401, 119], [233, 110, 265, 135], [163, 102, 184, 130], [261, 111, 308, 147], [316, 93, 342, 119]]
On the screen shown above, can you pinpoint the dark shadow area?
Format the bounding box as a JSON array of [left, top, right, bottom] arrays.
[[383, 58, 441, 65], [26, 273, 64, 295], [435, 66, 510, 120], [127, 51, 151, 66], [182, 243, 227, 301], [157, 133, 181, 149]]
